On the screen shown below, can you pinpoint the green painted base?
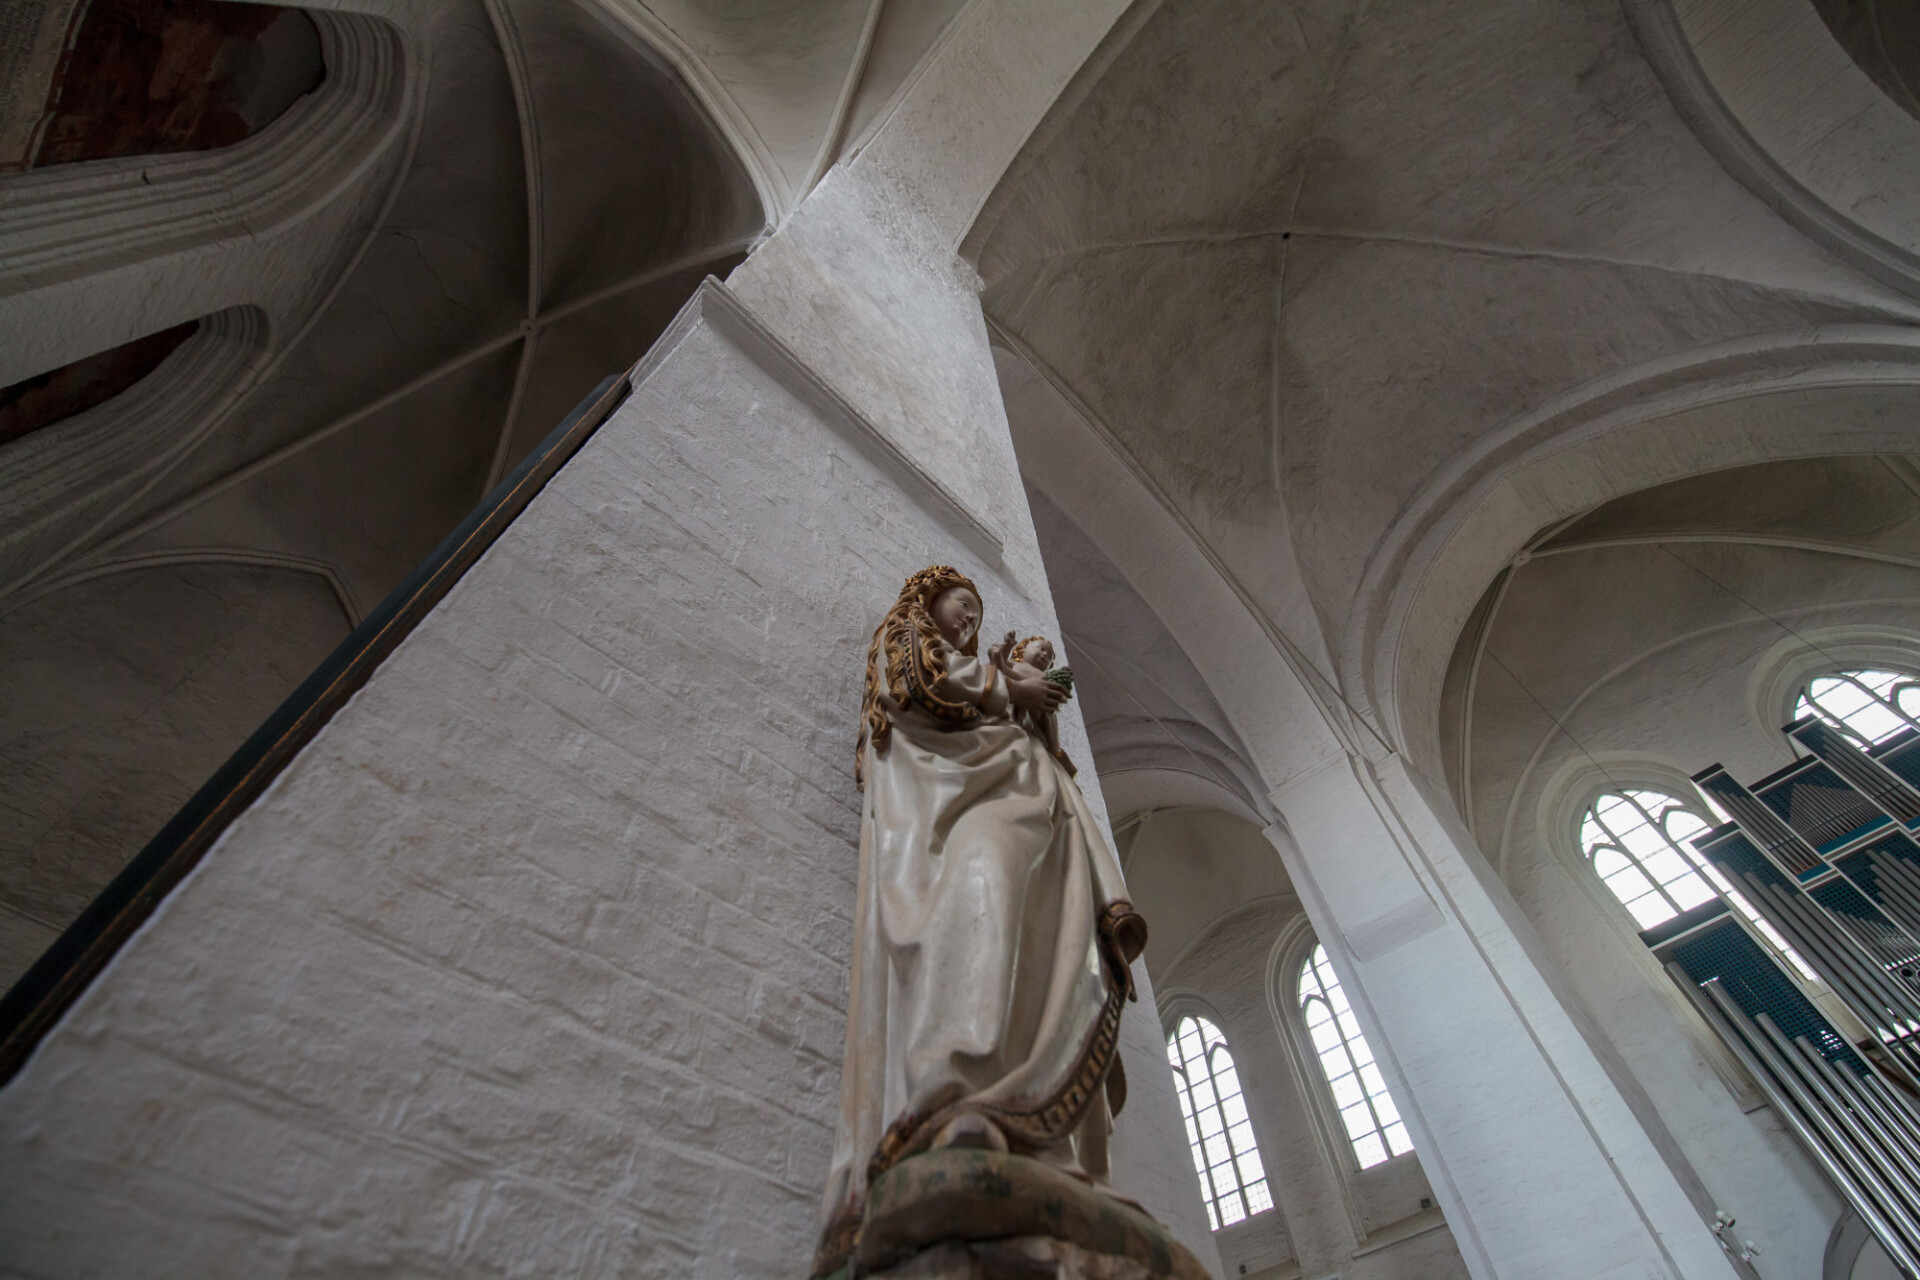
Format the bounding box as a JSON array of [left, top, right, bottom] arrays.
[[839, 1147, 1210, 1279]]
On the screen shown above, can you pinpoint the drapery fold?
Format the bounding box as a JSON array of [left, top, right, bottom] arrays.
[[815, 640, 1136, 1274]]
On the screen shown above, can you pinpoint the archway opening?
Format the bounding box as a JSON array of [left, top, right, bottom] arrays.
[[7, 0, 324, 173]]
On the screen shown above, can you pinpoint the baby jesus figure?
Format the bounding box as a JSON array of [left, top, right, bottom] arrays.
[[991, 633, 1077, 776]]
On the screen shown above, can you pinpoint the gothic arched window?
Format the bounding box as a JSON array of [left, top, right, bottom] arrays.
[[1297, 944, 1411, 1170], [1165, 1015, 1272, 1229], [1796, 668, 1920, 749], [1581, 789, 1719, 930], [1580, 788, 1817, 980]]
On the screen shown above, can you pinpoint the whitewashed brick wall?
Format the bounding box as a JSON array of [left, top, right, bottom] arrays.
[[0, 278, 1215, 1277]]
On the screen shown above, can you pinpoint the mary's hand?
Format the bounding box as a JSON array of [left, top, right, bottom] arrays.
[[1009, 672, 1068, 713]]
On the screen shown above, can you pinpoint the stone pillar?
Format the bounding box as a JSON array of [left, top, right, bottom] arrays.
[[1267, 751, 1744, 1280], [727, 163, 1221, 1271], [0, 159, 1218, 1278]]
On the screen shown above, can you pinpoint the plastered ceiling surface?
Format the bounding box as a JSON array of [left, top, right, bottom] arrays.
[[978, 0, 1920, 762]]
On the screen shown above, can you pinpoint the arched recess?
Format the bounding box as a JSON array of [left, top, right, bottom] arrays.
[[1267, 922, 1430, 1205], [2, 0, 771, 613], [1354, 329, 1920, 789], [1625, 0, 1920, 299], [6, 0, 326, 172], [1122, 806, 1295, 975], [0, 307, 269, 593], [1808, 0, 1920, 120], [1150, 920, 1303, 1277], [1428, 449, 1912, 1277], [1437, 450, 1920, 863], [0, 9, 413, 387], [1528, 752, 1833, 1115], [0, 557, 351, 988], [1259, 916, 1370, 1240], [1021, 478, 1271, 827]]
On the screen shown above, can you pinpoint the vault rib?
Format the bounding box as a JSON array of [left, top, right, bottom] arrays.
[[991, 226, 1920, 318], [480, 0, 545, 493], [68, 241, 759, 575]]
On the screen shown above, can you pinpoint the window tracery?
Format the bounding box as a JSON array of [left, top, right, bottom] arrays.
[[1796, 668, 1920, 749], [1297, 944, 1411, 1170], [1580, 788, 1817, 981], [1165, 1014, 1272, 1229]]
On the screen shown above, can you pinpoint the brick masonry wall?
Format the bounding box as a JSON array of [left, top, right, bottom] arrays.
[[0, 289, 1215, 1276]]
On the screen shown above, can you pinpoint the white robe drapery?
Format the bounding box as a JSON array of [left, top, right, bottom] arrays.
[[816, 639, 1137, 1268]]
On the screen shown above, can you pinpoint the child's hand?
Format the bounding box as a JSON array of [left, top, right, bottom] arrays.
[[989, 629, 1018, 674]]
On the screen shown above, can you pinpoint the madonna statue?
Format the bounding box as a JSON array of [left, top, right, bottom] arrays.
[[812, 565, 1169, 1278]]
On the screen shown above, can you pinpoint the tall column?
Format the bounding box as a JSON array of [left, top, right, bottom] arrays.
[[1269, 750, 1744, 1280], [0, 160, 1218, 1276]]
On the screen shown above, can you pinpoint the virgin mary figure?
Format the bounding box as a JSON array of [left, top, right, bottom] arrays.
[[813, 565, 1147, 1276]]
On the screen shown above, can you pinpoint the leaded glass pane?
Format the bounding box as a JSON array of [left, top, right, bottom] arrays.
[[1297, 943, 1412, 1170], [1581, 788, 1816, 978], [1799, 669, 1920, 747], [1164, 1014, 1273, 1230], [1623, 890, 1678, 929]]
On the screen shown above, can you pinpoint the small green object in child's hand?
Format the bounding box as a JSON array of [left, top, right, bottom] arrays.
[[1043, 667, 1074, 697]]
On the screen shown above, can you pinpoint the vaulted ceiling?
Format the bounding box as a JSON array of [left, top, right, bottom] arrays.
[[0, 0, 972, 986], [980, 0, 1920, 814], [1444, 454, 1920, 878]]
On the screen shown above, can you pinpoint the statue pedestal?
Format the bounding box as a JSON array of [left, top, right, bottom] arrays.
[[866, 1235, 1170, 1278], [823, 1147, 1212, 1279]]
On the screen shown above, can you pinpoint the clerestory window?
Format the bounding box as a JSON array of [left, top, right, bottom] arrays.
[[1796, 668, 1920, 749], [1581, 788, 1817, 981], [1165, 1015, 1273, 1230], [1297, 944, 1411, 1170]]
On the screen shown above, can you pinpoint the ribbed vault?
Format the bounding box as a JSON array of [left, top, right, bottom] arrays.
[[0, 0, 988, 987], [981, 0, 1920, 803]]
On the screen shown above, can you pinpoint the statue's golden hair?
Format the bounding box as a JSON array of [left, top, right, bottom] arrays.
[[858, 565, 982, 787]]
